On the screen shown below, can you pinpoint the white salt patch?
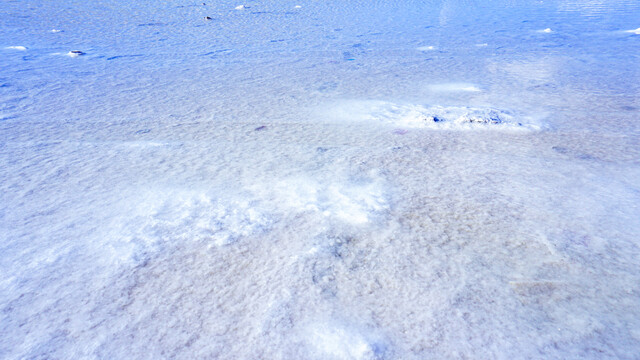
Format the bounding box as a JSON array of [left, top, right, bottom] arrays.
[[110, 175, 387, 266], [109, 189, 273, 265], [253, 176, 388, 225], [416, 45, 435, 51], [324, 182, 385, 224], [427, 82, 482, 92], [304, 321, 386, 360], [5, 46, 27, 51], [626, 28, 640, 35], [235, 5, 245, 10], [276, 178, 320, 212]]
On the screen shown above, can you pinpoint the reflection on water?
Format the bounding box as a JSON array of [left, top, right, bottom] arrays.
[[558, 0, 639, 17]]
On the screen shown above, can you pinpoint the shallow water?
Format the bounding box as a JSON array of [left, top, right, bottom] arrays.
[[1, 0, 639, 359]]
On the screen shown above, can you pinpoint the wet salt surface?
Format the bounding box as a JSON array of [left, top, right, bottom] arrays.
[[1, 0, 640, 359]]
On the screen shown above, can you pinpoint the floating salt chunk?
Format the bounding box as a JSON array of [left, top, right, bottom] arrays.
[[67, 50, 85, 57], [235, 5, 245, 10], [5, 46, 27, 51]]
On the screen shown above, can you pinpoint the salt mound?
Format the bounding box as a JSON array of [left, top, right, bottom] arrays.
[[385, 105, 514, 127], [323, 100, 542, 131]]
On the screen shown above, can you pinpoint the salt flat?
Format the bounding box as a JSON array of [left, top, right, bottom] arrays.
[[1, 0, 639, 358]]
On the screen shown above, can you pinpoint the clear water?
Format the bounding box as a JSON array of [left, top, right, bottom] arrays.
[[1, 0, 639, 358]]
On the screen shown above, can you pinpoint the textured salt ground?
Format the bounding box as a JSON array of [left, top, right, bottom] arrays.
[[2, 120, 639, 359]]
